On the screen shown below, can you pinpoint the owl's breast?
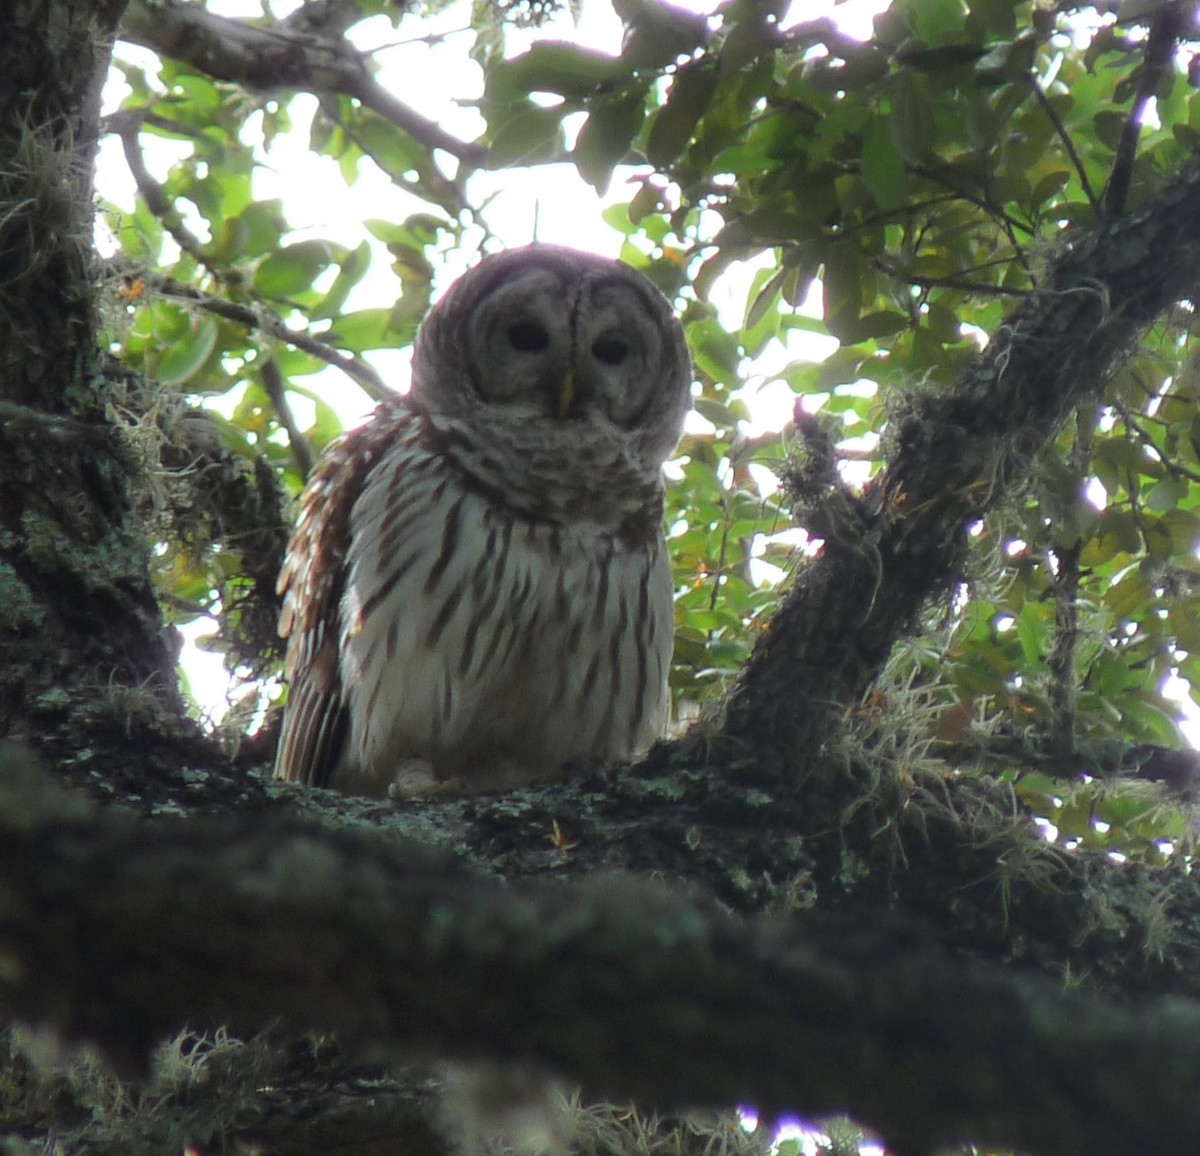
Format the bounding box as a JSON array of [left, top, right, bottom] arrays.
[[338, 425, 673, 791]]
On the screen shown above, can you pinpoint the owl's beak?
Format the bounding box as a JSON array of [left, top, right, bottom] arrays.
[[557, 370, 576, 417]]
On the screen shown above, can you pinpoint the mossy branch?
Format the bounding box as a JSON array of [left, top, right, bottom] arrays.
[[4, 758, 1200, 1156], [725, 160, 1200, 761]]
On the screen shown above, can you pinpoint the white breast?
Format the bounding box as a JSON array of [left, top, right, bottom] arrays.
[[338, 427, 672, 791]]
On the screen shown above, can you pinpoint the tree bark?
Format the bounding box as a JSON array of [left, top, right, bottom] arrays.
[[0, 0, 185, 768], [724, 164, 1200, 761], [4, 762, 1200, 1156]]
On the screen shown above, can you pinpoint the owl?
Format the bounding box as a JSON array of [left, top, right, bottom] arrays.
[[273, 244, 692, 794]]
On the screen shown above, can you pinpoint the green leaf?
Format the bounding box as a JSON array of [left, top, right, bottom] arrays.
[[647, 63, 719, 168], [155, 316, 219, 386], [627, 182, 665, 225], [323, 308, 402, 352], [822, 241, 864, 340], [253, 240, 336, 299], [1030, 169, 1070, 207], [311, 242, 373, 321], [213, 200, 287, 261], [488, 104, 567, 168], [616, 0, 710, 67], [1145, 478, 1189, 512], [717, 18, 779, 75], [694, 398, 742, 428], [912, 0, 966, 42], [1105, 572, 1150, 620], [861, 117, 909, 211], [1014, 604, 1046, 666], [490, 42, 630, 101], [1083, 508, 1142, 564], [1155, 509, 1200, 556], [889, 73, 935, 162], [842, 311, 909, 342], [573, 90, 647, 193]]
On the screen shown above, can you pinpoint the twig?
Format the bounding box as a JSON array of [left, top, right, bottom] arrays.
[[872, 258, 1032, 299], [1105, 1, 1185, 218], [909, 164, 1037, 238], [102, 107, 210, 142], [104, 114, 394, 403], [117, 123, 211, 268], [1113, 400, 1200, 487], [1047, 537, 1081, 756], [1025, 72, 1102, 218], [140, 271, 391, 401], [261, 356, 317, 479], [314, 94, 467, 215], [339, 68, 484, 176], [1046, 409, 1093, 758]]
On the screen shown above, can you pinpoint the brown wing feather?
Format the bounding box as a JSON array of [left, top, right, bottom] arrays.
[[274, 402, 411, 785]]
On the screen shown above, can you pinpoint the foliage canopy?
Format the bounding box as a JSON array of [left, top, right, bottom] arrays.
[[108, 0, 1200, 864]]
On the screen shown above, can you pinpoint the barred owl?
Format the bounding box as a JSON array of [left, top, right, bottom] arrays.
[[274, 244, 692, 794]]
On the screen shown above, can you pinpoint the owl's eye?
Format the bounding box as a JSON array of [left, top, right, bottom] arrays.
[[507, 320, 551, 353], [591, 334, 628, 366]]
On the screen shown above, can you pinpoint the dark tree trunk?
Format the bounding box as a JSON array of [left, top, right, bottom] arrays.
[[0, 0, 188, 773]]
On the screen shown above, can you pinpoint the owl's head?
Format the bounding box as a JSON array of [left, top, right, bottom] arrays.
[[410, 244, 692, 468]]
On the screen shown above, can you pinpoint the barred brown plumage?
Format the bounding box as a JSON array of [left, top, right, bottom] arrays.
[[274, 244, 692, 794]]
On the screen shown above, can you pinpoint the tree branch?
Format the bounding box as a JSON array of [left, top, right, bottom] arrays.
[[115, 117, 212, 266], [261, 356, 317, 478], [1104, 1, 1185, 218], [935, 730, 1200, 797], [117, 0, 487, 167], [34, 726, 1200, 1028], [4, 758, 1200, 1156], [141, 271, 392, 401], [724, 160, 1200, 760]]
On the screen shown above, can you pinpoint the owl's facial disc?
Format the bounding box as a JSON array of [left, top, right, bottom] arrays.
[[465, 264, 666, 428]]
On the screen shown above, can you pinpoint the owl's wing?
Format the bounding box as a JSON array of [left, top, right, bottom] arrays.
[[274, 405, 407, 786]]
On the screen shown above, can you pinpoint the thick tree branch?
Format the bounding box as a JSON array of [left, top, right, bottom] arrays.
[[725, 160, 1200, 759], [117, 0, 486, 167], [38, 732, 1200, 1028], [4, 760, 1200, 1156]]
